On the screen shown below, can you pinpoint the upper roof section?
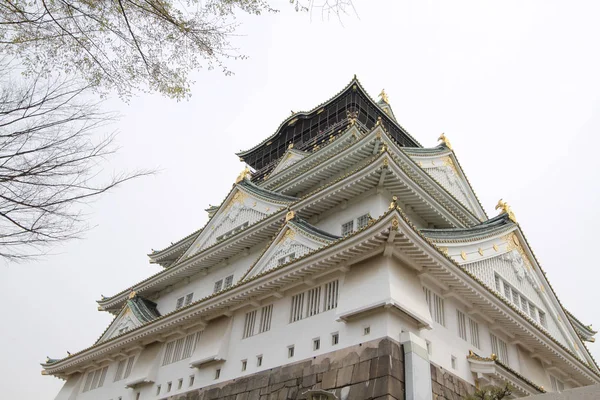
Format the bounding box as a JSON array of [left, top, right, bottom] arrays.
[[237, 76, 422, 172], [420, 213, 514, 241]]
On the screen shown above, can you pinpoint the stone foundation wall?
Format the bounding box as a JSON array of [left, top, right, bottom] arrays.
[[166, 338, 404, 400], [430, 363, 475, 400]]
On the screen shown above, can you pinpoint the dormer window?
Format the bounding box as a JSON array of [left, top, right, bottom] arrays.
[[277, 253, 295, 266], [176, 293, 194, 309], [341, 214, 371, 236], [214, 274, 234, 293]]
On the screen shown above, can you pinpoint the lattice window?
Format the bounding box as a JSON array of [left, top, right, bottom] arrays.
[[323, 280, 339, 311], [490, 333, 509, 364], [259, 304, 273, 333], [306, 286, 322, 317], [213, 279, 223, 293], [216, 221, 249, 242], [224, 274, 234, 289], [290, 293, 305, 322], [185, 293, 194, 306], [176, 297, 184, 309], [495, 274, 546, 327], [114, 356, 135, 381], [457, 310, 467, 341], [469, 318, 480, 349], [539, 311, 547, 328], [356, 214, 370, 230], [243, 310, 257, 338], [341, 221, 354, 236]]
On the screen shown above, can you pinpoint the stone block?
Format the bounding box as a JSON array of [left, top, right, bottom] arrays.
[[248, 389, 262, 400], [377, 339, 393, 357], [301, 374, 316, 388], [348, 381, 373, 399], [235, 392, 249, 400], [204, 387, 222, 400], [276, 388, 289, 400], [284, 379, 297, 388], [287, 386, 298, 399], [336, 365, 354, 387], [248, 374, 269, 391], [321, 370, 337, 389], [351, 360, 370, 384], [370, 355, 392, 379], [341, 352, 359, 367], [270, 382, 285, 393], [359, 345, 379, 362], [391, 357, 403, 382]]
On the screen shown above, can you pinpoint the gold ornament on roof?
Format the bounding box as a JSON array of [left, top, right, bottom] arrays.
[[438, 133, 453, 150], [379, 89, 390, 104], [389, 195, 398, 210], [288, 142, 294, 149], [376, 116, 383, 126], [490, 353, 497, 361], [346, 110, 358, 125], [495, 199, 517, 223], [236, 166, 251, 184], [286, 210, 296, 221], [128, 291, 136, 299]]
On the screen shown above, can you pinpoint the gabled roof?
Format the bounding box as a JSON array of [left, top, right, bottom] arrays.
[[96, 294, 161, 344]]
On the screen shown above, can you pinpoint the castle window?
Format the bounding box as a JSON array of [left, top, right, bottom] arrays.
[[469, 318, 480, 349], [451, 356, 457, 369], [288, 345, 295, 358], [176, 293, 194, 310], [539, 311, 547, 328], [323, 280, 339, 311], [189, 375, 195, 387], [356, 214, 370, 229], [259, 304, 273, 333], [217, 221, 249, 242], [363, 326, 370, 335], [114, 355, 135, 381], [162, 332, 200, 365], [306, 286, 322, 317], [215, 368, 221, 379], [224, 274, 234, 288], [178, 378, 183, 390], [83, 366, 108, 392], [290, 292, 305, 322], [185, 293, 194, 305], [167, 381, 172, 392], [243, 310, 257, 338], [494, 274, 546, 327], [278, 253, 295, 266], [426, 340, 432, 355], [331, 332, 339, 346], [213, 279, 223, 293], [241, 360, 247, 371], [257, 355, 263, 367], [457, 310, 467, 341], [313, 338, 320, 351], [341, 221, 354, 236], [156, 385, 161, 395], [176, 296, 184, 309], [490, 333, 509, 365], [424, 287, 445, 326]]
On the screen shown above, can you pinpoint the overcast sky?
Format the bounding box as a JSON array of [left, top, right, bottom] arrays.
[[2, 1, 600, 398]]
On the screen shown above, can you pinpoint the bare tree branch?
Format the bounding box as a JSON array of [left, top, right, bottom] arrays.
[[0, 58, 151, 261]]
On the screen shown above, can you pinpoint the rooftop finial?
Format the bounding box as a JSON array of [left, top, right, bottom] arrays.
[[438, 133, 452, 150], [128, 291, 137, 299], [389, 195, 398, 210], [495, 199, 517, 223], [235, 166, 251, 184], [379, 89, 389, 104]]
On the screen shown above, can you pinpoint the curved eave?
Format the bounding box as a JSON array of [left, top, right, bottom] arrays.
[[148, 231, 200, 264], [567, 310, 598, 338], [467, 355, 546, 394], [420, 213, 514, 242], [236, 76, 421, 158]]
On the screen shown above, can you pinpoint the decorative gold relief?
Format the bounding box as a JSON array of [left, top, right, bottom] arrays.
[[478, 248, 484, 256], [288, 142, 294, 149], [391, 218, 399, 230], [376, 116, 383, 126], [266, 207, 270, 212], [380, 144, 387, 153], [383, 158, 389, 167], [225, 191, 248, 211], [495, 199, 517, 223], [442, 157, 458, 174], [379, 89, 390, 104], [286, 210, 296, 221], [493, 244, 499, 252], [279, 229, 296, 243], [128, 291, 137, 299], [439, 247, 449, 256], [438, 133, 453, 150], [490, 353, 497, 361], [235, 166, 252, 183], [461, 251, 467, 260]]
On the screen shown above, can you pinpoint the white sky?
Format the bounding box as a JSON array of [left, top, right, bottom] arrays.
[[2, 1, 600, 398]]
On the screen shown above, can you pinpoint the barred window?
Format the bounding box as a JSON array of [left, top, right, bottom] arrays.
[[83, 366, 108, 392], [213, 279, 223, 293], [176, 297, 184, 309], [539, 311, 547, 328], [490, 333, 509, 364], [243, 310, 257, 338], [469, 318, 480, 349], [224, 274, 234, 289], [185, 293, 194, 306], [290, 293, 305, 322], [306, 286, 322, 317], [457, 310, 467, 341], [323, 280, 339, 311], [424, 287, 445, 326], [259, 304, 273, 333], [162, 332, 200, 366], [114, 356, 135, 381]]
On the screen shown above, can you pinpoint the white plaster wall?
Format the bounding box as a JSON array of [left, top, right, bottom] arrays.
[[517, 347, 552, 389], [154, 243, 264, 315]]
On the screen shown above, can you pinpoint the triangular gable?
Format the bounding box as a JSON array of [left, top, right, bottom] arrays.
[[98, 294, 160, 343], [427, 220, 594, 364], [243, 214, 339, 280], [182, 180, 297, 259], [269, 147, 308, 177]]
